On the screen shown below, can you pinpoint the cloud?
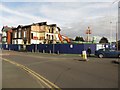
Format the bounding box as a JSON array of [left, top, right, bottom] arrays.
[[0, 2, 118, 42], [0, 3, 61, 31], [0, 3, 60, 24], [1, 0, 118, 2]]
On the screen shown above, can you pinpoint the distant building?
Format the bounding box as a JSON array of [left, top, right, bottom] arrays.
[[11, 22, 61, 45], [2, 26, 13, 44], [45, 24, 61, 44]]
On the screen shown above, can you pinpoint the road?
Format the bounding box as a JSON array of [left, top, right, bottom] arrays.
[[1, 50, 118, 88], [2, 61, 46, 88]]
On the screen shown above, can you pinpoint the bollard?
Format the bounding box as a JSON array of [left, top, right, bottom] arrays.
[[82, 50, 88, 61]]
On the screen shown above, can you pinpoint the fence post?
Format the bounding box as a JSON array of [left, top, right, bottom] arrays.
[[9, 48, 10, 51], [49, 50, 51, 54], [32, 49, 34, 52], [57, 51, 59, 54], [43, 50, 45, 53]]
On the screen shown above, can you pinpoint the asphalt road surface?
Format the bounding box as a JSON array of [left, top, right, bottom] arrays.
[[2, 61, 47, 88], [2, 50, 118, 88]]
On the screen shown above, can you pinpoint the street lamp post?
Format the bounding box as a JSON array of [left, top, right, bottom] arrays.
[[53, 37, 54, 54], [36, 30, 37, 52], [110, 21, 112, 46], [53, 29, 55, 54], [116, 22, 119, 51]]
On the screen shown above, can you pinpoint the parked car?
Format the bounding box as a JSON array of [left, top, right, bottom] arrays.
[[95, 48, 120, 58]]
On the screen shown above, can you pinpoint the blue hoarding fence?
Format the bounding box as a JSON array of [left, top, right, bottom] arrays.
[[1, 44, 96, 54], [27, 44, 96, 54], [1, 44, 23, 51]]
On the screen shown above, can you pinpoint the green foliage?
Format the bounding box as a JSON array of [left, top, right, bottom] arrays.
[[75, 36, 84, 42], [99, 37, 109, 43]]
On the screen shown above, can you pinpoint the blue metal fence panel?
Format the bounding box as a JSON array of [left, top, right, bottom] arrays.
[[2, 44, 19, 51], [37, 44, 45, 52], [37, 44, 56, 53], [83, 44, 96, 54], [54, 44, 61, 53], [26, 44, 35, 52], [54, 44, 84, 54], [2, 44, 9, 50], [2, 44, 97, 54], [9, 44, 19, 51], [45, 44, 53, 53]]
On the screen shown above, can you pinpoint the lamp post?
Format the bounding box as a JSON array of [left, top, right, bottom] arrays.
[[36, 30, 37, 52], [35, 24, 38, 52], [53, 27, 55, 54], [53, 36, 54, 54], [110, 21, 112, 46], [116, 21, 119, 51], [109, 0, 119, 48]]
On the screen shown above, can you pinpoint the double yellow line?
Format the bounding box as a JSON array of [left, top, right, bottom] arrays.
[[2, 58, 61, 90]]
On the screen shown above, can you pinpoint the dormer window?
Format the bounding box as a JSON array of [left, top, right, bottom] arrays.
[[18, 28, 21, 31], [18, 28, 22, 38]]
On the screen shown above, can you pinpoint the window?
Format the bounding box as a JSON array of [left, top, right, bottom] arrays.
[[3, 32, 6, 36], [31, 33, 33, 39], [14, 32, 17, 38], [49, 29, 50, 33], [49, 35, 50, 40], [18, 31, 21, 38], [24, 31, 27, 38], [52, 35, 54, 40], [52, 28, 54, 33]]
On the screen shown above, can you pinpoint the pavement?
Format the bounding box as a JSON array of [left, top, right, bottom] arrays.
[[2, 50, 119, 88]]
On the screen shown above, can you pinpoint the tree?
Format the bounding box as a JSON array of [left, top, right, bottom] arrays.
[[99, 37, 109, 43], [75, 36, 84, 42]]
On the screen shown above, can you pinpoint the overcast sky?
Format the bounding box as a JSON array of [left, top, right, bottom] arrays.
[[0, 0, 119, 42]]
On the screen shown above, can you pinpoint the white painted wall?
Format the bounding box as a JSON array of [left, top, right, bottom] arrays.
[[96, 44, 105, 50], [31, 39, 39, 44], [18, 39, 23, 44], [2, 32, 6, 37], [12, 39, 23, 44], [31, 31, 39, 38]]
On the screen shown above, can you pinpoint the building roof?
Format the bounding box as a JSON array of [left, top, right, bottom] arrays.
[[32, 22, 47, 26], [57, 27, 61, 31], [49, 24, 56, 26], [2, 26, 12, 32]]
